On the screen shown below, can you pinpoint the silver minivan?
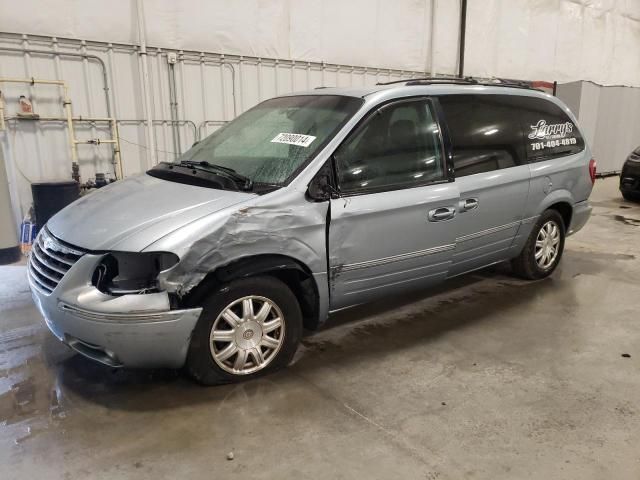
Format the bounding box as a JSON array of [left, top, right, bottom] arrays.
[[28, 79, 595, 384]]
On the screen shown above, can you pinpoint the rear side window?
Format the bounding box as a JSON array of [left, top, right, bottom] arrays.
[[438, 95, 526, 178], [515, 96, 585, 161], [335, 99, 445, 193]]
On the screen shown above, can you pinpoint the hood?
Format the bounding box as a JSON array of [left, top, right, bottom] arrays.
[[47, 174, 255, 251]]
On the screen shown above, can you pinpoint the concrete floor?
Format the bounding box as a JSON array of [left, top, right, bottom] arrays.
[[1, 177, 639, 479]]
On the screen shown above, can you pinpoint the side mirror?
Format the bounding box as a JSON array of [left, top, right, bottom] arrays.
[[307, 161, 338, 202]]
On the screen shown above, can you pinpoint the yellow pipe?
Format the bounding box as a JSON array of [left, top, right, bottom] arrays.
[[111, 120, 124, 180], [5, 115, 113, 122], [0, 77, 77, 165], [0, 77, 124, 180], [0, 91, 5, 131], [0, 77, 66, 86], [62, 84, 78, 164]]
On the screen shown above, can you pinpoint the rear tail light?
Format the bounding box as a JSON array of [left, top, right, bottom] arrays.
[[589, 158, 597, 185]]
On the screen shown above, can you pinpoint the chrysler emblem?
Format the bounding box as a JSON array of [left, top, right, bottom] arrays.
[[43, 237, 56, 252], [243, 330, 254, 340]]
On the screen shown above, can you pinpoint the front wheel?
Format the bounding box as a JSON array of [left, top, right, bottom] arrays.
[[186, 276, 303, 385], [511, 210, 566, 280]]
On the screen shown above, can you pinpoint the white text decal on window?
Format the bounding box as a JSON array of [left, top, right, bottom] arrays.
[[271, 132, 316, 148]]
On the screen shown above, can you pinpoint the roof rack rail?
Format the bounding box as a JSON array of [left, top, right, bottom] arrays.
[[405, 77, 480, 86], [376, 76, 540, 91], [376, 76, 475, 86]]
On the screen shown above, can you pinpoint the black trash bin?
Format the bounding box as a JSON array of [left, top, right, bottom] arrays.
[[31, 181, 80, 227]]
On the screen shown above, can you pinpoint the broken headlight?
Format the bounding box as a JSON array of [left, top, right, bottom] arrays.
[[91, 252, 179, 295]]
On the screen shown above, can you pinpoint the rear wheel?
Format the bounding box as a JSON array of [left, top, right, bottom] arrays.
[[511, 210, 565, 280], [186, 276, 302, 385]]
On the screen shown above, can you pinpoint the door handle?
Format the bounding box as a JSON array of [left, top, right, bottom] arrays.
[[461, 197, 479, 212], [428, 206, 456, 222]]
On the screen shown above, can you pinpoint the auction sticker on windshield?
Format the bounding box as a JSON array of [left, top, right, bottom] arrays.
[[271, 133, 316, 147]]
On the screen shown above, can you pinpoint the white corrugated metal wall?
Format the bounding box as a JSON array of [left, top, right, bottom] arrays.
[[0, 33, 425, 225], [557, 81, 640, 175], [1, 0, 640, 225]]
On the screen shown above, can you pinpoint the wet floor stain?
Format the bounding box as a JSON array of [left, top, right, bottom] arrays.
[[0, 246, 631, 440], [586, 251, 636, 261], [1, 188, 639, 479], [613, 214, 640, 226]]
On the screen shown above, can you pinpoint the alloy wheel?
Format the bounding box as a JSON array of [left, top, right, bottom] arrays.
[[209, 295, 285, 375], [535, 220, 561, 270]]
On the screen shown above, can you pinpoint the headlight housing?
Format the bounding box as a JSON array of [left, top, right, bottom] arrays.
[[92, 252, 179, 295]]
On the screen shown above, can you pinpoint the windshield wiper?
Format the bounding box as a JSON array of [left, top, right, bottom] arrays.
[[179, 160, 253, 191]]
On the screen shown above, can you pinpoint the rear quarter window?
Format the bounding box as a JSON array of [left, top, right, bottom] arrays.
[[438, 94, 526, 178], [515, 96, 585, 161]]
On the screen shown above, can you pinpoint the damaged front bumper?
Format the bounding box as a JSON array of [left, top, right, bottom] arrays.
[[28, 253, 202, 368]]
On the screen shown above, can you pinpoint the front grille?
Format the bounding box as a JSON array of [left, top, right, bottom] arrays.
[[28, 228, 85, 295], [623, 160, 640, 177]]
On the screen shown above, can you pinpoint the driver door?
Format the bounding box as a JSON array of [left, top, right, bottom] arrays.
[[328, 98, 459, 310]]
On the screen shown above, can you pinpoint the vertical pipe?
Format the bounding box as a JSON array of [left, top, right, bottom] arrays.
[[458, 0, 468, 78], [136, 0, 157, 166], [110, 119, 123, 179], [51, 38, 72, 176], [63, 84, 78, 165], [177, 50, 187, 147], [219, 60, 227, 122], [168, 62, 181, 156], [200, 52, 208, 124], [224, 63, 238, 118], [257, 58, 263, 101], [237, 57, 244, 113], [21, 35, 46, 181], [428, 0, 437, 75], [107, 43, 120, 120], [155, 48, 168, 162], [81, 40, 99, 169], [107, 43, 123, 177], [0, 92, 5, 131], [291, 60, 295, 92], [51, 38, 63, 97]]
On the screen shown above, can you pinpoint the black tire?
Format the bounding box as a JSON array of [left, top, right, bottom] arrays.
[[511, 209, 566, 280], [186, 276, 303, 385], [622, 191, 639, 202]]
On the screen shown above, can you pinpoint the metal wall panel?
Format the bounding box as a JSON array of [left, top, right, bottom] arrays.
[[0, 33, 425, 225], [557, 80, 640, 175]]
